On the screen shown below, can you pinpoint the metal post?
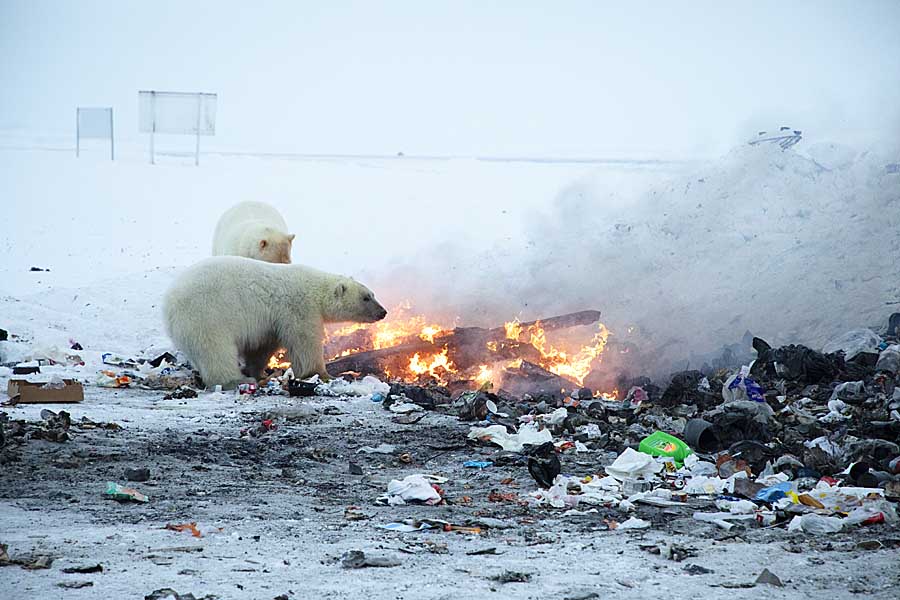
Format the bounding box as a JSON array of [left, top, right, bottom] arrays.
[[75, 108, 80, 158], [109, 108, 115, 161], [195, 94, 202, 166], [150, 91, 156, 165]]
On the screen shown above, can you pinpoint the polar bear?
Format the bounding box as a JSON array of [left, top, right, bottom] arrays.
[[212, 201, 295, 264], [163, 256, 387, 388]]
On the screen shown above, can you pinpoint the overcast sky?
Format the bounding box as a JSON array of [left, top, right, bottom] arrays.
[[2, 1, 899, 157]]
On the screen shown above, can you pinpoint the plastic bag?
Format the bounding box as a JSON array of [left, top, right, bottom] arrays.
[[380, 474, 443, 506], [605, 447, 662, 480], [787, 513, 843, 534], [722, 366, 765, 403], [822, 328, 882, 360], [467, 422, 552, 453]]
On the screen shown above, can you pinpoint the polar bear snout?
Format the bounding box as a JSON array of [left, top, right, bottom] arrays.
[[373, 303, 388, 321], [363, 300, 388, 322]]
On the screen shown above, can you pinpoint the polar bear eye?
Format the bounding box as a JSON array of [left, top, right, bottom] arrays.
[[363, 295, 372, 302]]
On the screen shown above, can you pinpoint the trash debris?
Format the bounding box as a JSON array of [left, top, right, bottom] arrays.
[[104, 481, 149, 503], [490, 571, 532, 583], [467, 422, 553, 453], [356, 443, 396, 454], [0, 544, 54, 570], [61, 563, 103, 573], [722, 365, 765, 402], [5, 378, 84, 404], [638, 431, 693, 466], [526, 441, 561, 488], [340, 550, 401, 569], [58, 581, 94, 589], [463, 460, 493, 469], [605, 447, 662, 480], [163, 387, 198, 400], [96, 370, 133, 388], [165, 523, 202, 537], [144, 589, 213, 600], [377, 474, 444, 506], [617, 517, 651, 530]]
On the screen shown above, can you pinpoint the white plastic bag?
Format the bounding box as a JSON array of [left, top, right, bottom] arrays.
[[787, 513, 843, 534], [605, 448, 661, 480]]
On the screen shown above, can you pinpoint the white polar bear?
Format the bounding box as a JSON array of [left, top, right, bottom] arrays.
[[163, 256, 387, 388], [212, 201, 295, 264]]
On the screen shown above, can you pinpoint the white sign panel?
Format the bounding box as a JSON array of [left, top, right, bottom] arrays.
[[138, 91, 217, 135], [76, 107, 114, 160], [77, 107, 113, 138]]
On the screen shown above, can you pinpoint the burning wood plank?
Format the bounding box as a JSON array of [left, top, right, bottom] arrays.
[[325, 309, 602, 383]]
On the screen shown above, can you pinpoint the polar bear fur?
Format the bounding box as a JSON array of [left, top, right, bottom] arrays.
[[212, 201, 295, 264], [163, 256, 387, 388]]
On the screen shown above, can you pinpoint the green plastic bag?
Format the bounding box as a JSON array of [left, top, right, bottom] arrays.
[[638, 431, 693, 467]]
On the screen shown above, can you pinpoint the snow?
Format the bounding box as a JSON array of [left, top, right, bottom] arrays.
[[2, 137, 899, 598]]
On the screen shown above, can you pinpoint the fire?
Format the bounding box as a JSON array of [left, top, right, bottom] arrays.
[[475, 365, 493, 385], [408, 347, 456, 382], [330, 303, 450, 352], [419, 325, 443, 343], [504, 319, 523, 341], [266, 300, 614, 394], [501, 319, 610, 386], [267, 350, 291, 370], [595, 388, 620, 401]]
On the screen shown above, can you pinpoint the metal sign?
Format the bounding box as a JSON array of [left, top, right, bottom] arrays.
[[76, 107, 114, 160], [138, 91, 217, 165]]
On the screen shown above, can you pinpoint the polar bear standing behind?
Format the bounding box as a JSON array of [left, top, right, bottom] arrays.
[[163, 257, 387, 388], [212, 201, 295, 264]]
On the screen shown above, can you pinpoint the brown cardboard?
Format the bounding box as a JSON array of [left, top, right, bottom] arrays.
[[6, 379, 84, 404]]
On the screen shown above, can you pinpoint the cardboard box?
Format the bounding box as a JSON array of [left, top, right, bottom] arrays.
[[6, 379, 84, 404]]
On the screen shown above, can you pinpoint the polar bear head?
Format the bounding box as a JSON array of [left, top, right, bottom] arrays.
[[324, 278, 388, 324], [254, 228, 295, 264]]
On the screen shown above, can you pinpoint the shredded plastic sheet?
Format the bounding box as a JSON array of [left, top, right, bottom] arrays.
[[377, 474, 444, 506], [318, 375, 390, 397], [617, 517, 651, 530], [605, 447, 662, 481], [467, 422, 552, 453]]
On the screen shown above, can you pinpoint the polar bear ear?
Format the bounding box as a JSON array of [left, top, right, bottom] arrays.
[[334, 282, 347, 299], [259, 239, 268, 251]]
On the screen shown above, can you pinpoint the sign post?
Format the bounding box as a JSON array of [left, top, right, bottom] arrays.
[[138, 91, 217, 165]]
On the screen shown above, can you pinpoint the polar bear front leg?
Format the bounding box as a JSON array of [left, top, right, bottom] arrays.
[[285, 329, 330, 381], [193, 338, 251, 390]]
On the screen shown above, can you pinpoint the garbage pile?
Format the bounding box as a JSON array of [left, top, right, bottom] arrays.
[[359, 314, 900, 535]]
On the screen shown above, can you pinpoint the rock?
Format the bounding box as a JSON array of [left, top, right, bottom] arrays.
[[755, 568, 784, 587], [124, 467, 151, 482]]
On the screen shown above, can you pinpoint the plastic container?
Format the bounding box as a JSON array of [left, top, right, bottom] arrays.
[[638, 431, 693, 467]]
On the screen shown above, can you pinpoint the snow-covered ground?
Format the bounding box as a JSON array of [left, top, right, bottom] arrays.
[[2, 138, 900, 599]]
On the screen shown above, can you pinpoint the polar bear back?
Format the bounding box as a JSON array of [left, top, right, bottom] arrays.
[[165, 257, 323, 343], [212, 201, 294, 263]]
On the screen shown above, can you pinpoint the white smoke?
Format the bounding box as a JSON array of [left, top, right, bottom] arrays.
[[375, 142, 900, 381]]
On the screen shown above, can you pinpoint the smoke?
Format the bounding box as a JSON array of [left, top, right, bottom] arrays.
[[375, 142, 900, 381]]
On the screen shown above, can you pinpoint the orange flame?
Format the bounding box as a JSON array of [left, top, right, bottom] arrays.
[[408, 346, 457, 383], [501, 319, 610, 386], [267, 350, 291, 370]]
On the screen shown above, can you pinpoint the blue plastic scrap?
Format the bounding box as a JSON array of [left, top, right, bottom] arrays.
[[754, 481, 792, 503], [463, 460, 493, 469]]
